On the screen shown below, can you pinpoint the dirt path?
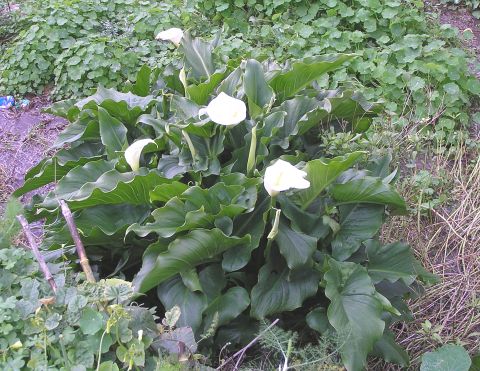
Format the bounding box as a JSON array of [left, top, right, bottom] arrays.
[[0, 96, 67, 206]]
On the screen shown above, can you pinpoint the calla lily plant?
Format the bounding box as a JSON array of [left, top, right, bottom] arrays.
[[16, 33, 434, 371]]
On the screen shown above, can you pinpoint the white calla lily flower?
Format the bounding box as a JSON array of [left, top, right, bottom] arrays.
[[125, 139, 155, 171], [155, 28, 184, 46], [264, 159, 310, 196], [201, 92, 247, 126]]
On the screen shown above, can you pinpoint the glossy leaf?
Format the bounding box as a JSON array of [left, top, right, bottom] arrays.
[[268, 54, 354, 101], [127, 197, 213, 238], [131, 65, 152, 97], [324, 259, 385, 371], [133, 229, 250, 293], [373, 330, 409, 367], [331, 176, 407, 213], [187, 70, 226, 105], [297, 152, 365, 209], [244, 59, 275, 118], [202, 287, 250, 330], [180, 33, 215, 80], [331, 204, 384, 261], [98, 107, 127, 158], [366, 240, 424, 284], [40, 160, 170, 210], [250, 250, 320, 319], [14, 143, 104, 196], [157, 276, 207, 333], [275, 218, 318, 269]]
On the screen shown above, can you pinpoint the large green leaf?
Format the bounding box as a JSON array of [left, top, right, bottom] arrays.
[[40, 160, 170, 210], [41, 204, 149, 255], [373, 330, 409, 367], [126, 197, 213, 238], [275, 218, 318, 270], [133, 229, 250, 293], [76, 86, 155, 124], [14, 143, 104, 196], [250, 250, 320, 319], [202, 287, 250, 330], [296, 152, 365, 209], [366, 240, 423, 284], [244, 59, 275, 118], [268, 54, 354, 102], [180, 33, 215, 80], [223, 194, 270, 272], [420, 344, 471, 371], [324, 259, 385, 371], [54, 113, 100, 147], [314, 90, 380, 132], [187, 70, 226, 105], [198, 264, 226, 301], [331, 176, 407, 213], [157, 276, 207, 333], [331, 204, 384, 261], [272, 96, 318, 143], [98, 107, 127, 158], [131, 65, 151, 97]]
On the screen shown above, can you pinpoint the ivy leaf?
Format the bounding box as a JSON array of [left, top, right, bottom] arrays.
[[324, 259, 385, 371], [133, 229, 250, 293], [250, 250, 320, 319]]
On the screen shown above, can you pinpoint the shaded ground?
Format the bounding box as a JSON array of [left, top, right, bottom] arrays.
[[429, 1, 480, 78], [0, 96, 67, 206]]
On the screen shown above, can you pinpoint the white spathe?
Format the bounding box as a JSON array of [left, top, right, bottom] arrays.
[[125, 139, 155, 171], [264, 159, 310, 196], [156, 28, 184, 46], [199, 92, 247, 126]]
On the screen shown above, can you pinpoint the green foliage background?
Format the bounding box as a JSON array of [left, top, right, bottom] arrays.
[[1, 0, 479, 140]]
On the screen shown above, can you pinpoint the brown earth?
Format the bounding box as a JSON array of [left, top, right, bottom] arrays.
[[0, 96, 67, 206]]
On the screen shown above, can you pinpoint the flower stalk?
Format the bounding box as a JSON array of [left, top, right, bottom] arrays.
[[246, 124, 257, 176]]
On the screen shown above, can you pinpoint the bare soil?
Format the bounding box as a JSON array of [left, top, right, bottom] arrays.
[[0, 96, 67, 205]]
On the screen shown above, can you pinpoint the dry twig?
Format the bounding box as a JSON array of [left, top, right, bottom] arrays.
[[59, 199, 96, 282], [16, 214, 58, 293]]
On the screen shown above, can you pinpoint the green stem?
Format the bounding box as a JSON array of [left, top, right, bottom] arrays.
[[182, 130, 196, 163], [95, 330, 107, 371], [246, 124, 258, 177]]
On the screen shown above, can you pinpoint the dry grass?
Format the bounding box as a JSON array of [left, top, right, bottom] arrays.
[[378, 140, 480, 368]]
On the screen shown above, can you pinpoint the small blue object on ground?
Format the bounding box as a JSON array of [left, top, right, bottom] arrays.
[[0, 96, 15, 109]]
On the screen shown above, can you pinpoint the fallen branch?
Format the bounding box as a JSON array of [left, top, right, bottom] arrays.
[[217, 318, 280, 370], [16, 214, 57, 294], [59, 200, 96, 283]]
